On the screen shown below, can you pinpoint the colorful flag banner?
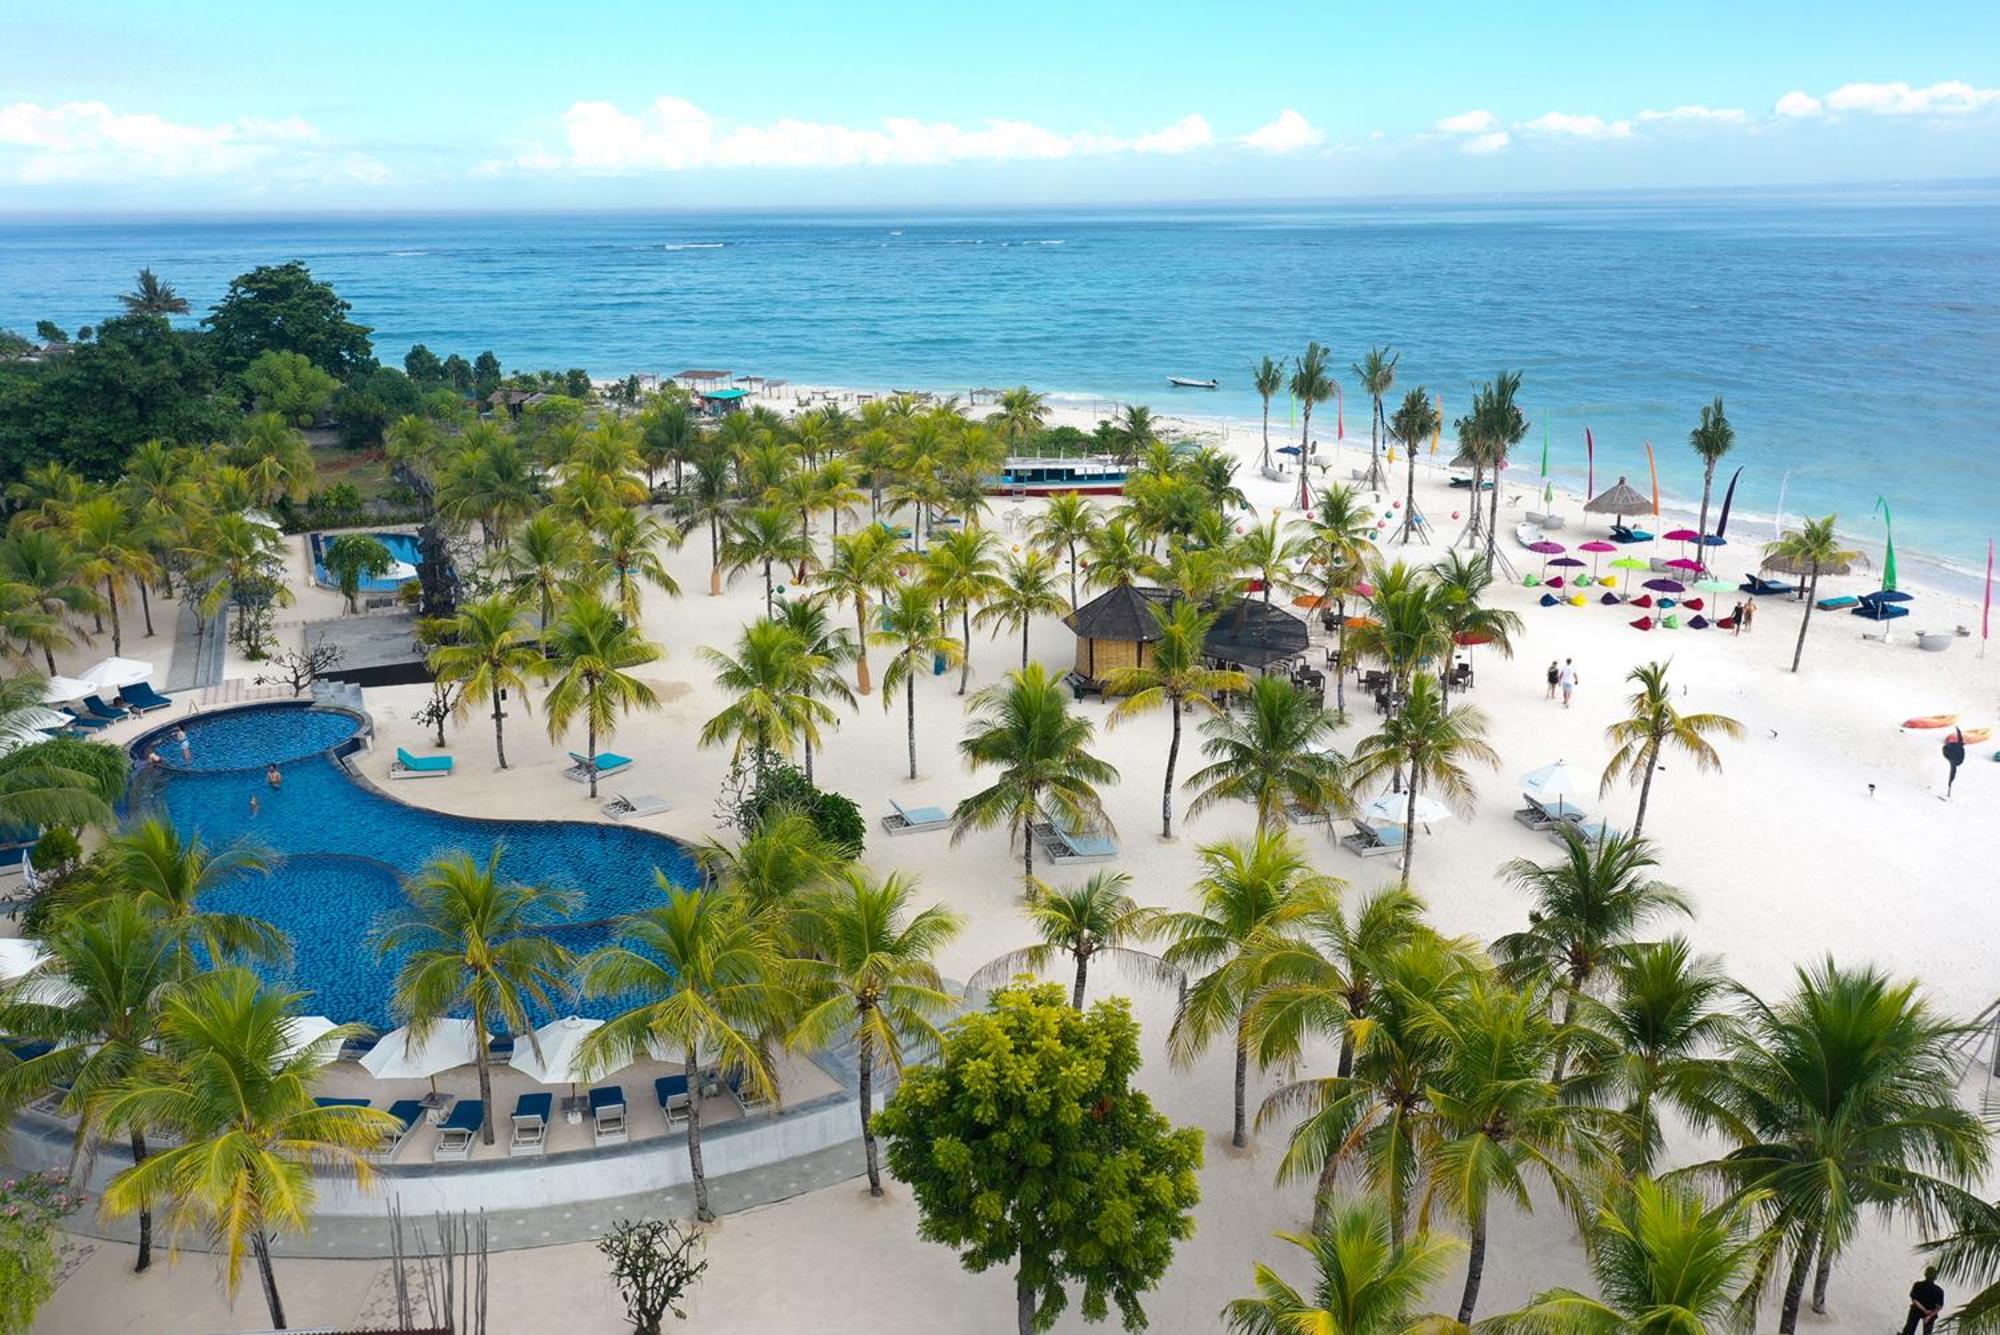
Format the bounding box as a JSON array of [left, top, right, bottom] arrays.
[[1984, 539, 1993, 650], [1585, 427, 1595, 497], [1644, 442, 1660, 516], [1774, 470, 1790, 540], [1715, 466, 1742, 538], [1875, 496, 1898, 591], [1432, 395, 1442, 455], [1540, 422, 1552, 505]]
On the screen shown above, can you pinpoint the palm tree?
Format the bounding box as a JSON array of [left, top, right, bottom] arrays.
[[103, 818, 286, 972], [578, 881, 791, 1222], [1691, 959, 1991, 1333], [870, 583, 963, 781], [922, 528, 1000, 695], [1352, 346, 1399, 490], [818, 525, 899, 696], [437, 429, 540, 551], [321, 533, 392, 614], [1492, 831, 1690, 1075], [1161, 831, 1330, 1147], [1350, 673, 1499, 888], [426, 593, 546, 769], [722, 503, 809, 617], [505, 513, 586, 632], [674, 442, 736, 596], [1345, 560, 1451, 708], [699, 618, 832, 782], [1461, 371, 1526, 565], [1222, 1199, 1466, 1335], [976, 549, 1068, 670], [0, 899, 175, 1272], [968, 871, 1176, 1008], [1110, 403, 1161, 465], [234, 413, 316, 509], [953, 664, 1117, 897], [1763, 516, 1863, 673], [770, 595, 860, 782], [1081, 516, 1158, 590], [1599, 660, 1742, 837], [1232, 516, 1297, 614], [0, 528, 100, 671], [543, 592, 663, 798], [990, 385, 1047, 448], [1389, 390, 1440, 545], [375, 849, 577, 1145], [98, 969, 390, 1329], [692, 806, 848, 929], [1412, 974, 1617, 1323], [1289, 484, 1374, 716], [1491, 1176, 1770, 1335], [1427, 552, 1521, 708], [593, 505, 681, 623], [1185, 675, 1345, 832], [1688, 395, 1736, 555], [1289, 342, 1337, 510], [117, 268, 190, 316], [1104, 600, 1248, 838], [1032, 492, 1101, 608], [1252, 355, 1286, 474], [68, 494, 158, 654], [0, 675, 114, 829], [790, 868, 962, 1197]]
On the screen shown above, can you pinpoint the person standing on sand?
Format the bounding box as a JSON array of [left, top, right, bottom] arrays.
[[1546, 661, 1560, 700], [1557, 658, 1578, 708], [1730, 602, 1744, 635], [1902, 1265, 1945, 1335], [1943, 728, 1967, 800], [1742, 597, 1756, 632]]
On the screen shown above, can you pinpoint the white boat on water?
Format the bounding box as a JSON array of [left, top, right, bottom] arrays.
[[1167, 376, 1218, 389]]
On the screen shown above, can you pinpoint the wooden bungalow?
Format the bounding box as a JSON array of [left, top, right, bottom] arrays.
[[1062, 586, 1311, 695]]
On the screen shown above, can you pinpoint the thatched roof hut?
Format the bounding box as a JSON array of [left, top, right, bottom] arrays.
[[1063, 586, 1312, 684], [1585, 477, 1651, 516]]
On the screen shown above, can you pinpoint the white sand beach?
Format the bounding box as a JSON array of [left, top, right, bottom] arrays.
[[18, 386, 2000, 1335]]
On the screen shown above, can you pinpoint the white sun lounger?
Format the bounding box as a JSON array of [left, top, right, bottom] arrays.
[[1513, 795, 1589, 831], [1340, 822, 1405, 859], [603, 793, 670, 819], [881, 798, 951, 836]]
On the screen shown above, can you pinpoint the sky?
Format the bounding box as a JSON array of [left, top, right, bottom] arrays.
[[2, 0, 1998, 210]]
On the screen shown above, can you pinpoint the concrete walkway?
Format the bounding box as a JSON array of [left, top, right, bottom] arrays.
[[164, 600, 227, 691]]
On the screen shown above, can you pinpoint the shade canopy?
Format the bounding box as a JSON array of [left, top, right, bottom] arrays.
[[1860, 589, 1914, 604], [1549, 557, 1584, 568], [360, 1019, 487, 1081], [1579, 540, 1619, 553], [1064, 584, 1170, 643], [1664, 528, 1700, 542], [1585, 478, 1652, 515], [1361, 793, 1451, 826], [78, 657, 154, 690], [509, 1015, 609, 1087], [277, 1016, 345, 1067], [1610, 557, 1652, 571], [1204, 598, 1311, 669], [1275, 445, 1302, 456], [1665, 558, 1704, 572], [1528, 540, 1566, 555], [40, 676, 93, 703], [1453, 630, 1495, 646], [1643, 578, 1686, 593], [1520, 760, 1587, 803], [1694, 578, 1737, 594], [1762, 550, 1859, 578]]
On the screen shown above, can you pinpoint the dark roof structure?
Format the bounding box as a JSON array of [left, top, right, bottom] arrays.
[[1064, 586, 1310, 669], [1064, 585, 1171, 641]]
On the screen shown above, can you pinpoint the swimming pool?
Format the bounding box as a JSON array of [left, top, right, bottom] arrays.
[[128, 704, 700, 1028], [310, 530, 422, 592]]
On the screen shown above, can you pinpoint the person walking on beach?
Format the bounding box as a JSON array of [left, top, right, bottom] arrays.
[[1944, 728, 1967, 801], [1901, 1265, 1945, 1335], [1730, 602, 1744, 635], [1557, 658, 1579, 709], [173, 725, 190, 764], [1742, 597, 1756, 632], [1546, 661, 1560, 700]]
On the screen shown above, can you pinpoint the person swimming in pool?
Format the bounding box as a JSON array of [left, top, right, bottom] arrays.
[[267, 764, 283, 790]]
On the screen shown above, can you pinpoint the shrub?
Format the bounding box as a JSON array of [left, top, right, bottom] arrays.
[[722, 760, 866, 858], [598, 1218, 707, 1333]]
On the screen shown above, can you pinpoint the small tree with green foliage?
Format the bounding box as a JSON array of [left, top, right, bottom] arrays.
[[876, 981, 1203, 1335], [243, 349, 339, 426], [322, 533, 394, 613], [0, 1170, 84, 1335], [598, 1218, 708, 1334]]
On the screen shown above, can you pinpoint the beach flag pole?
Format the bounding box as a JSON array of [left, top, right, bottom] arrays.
[[1982, 538, 1992, 658], [1874, 496, 1898, 592], [1585, 427, 1595, 498]]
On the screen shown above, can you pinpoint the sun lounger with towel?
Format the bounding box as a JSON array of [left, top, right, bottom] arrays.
[[603, 793, 670, 819], [566, 751, 633, 782], [376, 1099, 424, 1158], [656, 1073, 692, 1129], [59, 708, 110, 732], [1547, 818, 1622, 849], [432, 1099, 482, 1161], [1740, 575, 1794, 596], [1513, 795, 1590, 831], [1815, 594, 1859, 611], [80, 695, 129, 722], [1030, 815, 1117, 864], [1340, 822, 1405, 859], [727, 1067, 771, 1113], [881, 797, 951, 836], [119, 681, 174, 713], [391, 746, 453, 779], [589, 1086, 628, 1145], [509, 1092, 551, 1156]]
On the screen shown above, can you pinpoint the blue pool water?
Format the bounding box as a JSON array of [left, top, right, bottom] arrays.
[[311, 531, 421, 592], [129, 704, 700, 1028]]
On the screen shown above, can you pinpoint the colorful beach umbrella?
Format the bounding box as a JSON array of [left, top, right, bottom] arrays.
[[1550, 557, 1584, 569], [1643, 578, 1686, 593], [1665, 558, 1703, 573], [1579, 539, 1617, 578], [1694, 578, 1735, 596]]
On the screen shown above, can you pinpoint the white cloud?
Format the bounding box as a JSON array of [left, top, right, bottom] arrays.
[[1242, 109, 1324, 154], [1435, 109, 1498, 135], [0, 100, 385, 185], [1637, 105, 1747, 124], [1461, 131, 1511, 156], [1521, 112, 1633, 140], [1774, 91, 1825, 119], [1134, 114, 1214, 155], [1824, 80, 2000, 116]]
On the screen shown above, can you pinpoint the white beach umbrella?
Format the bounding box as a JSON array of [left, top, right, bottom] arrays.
[[1360, 793, 1452, 827], [1, 705, 70, 757], [360, 1018, 486, 1085], [77, 657, 154, 691], [0, 937, 50, 982], [40, 676, 94, 704], [509, 1015, 608, 1092], [277, 1015, 345, 1067], [1519, 760, 1587, 804]]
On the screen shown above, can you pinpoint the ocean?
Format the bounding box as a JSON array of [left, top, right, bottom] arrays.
[[2, 189, 1996, 581]]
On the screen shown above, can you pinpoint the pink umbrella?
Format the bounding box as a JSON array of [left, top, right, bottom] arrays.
[[1665, 557, 1703, 573], [1580, 539, 1617, 578]]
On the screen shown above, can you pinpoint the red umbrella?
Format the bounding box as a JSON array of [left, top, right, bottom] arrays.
[[1665, 557, 1703, 573]]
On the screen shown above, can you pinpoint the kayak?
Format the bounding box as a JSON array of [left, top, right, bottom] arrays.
[[1902, 714, 1959, 729], [1949, 727, 1992, 745]]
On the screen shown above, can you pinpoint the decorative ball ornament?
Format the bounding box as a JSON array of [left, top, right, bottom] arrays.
[[1392, 500, 1402, 509], [1451, 510, 1461, 520]]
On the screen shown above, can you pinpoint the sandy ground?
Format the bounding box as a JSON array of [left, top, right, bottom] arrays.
[[18, 390, 2000, 1333]]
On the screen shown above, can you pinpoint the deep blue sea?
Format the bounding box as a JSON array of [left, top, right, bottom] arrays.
[[3, 189, 1996, 578]]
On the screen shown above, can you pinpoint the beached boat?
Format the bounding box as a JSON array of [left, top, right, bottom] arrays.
[[986, 455, 1128, 497], [1515, 522, 1546, 550], [1167, 376, 1218, 389]]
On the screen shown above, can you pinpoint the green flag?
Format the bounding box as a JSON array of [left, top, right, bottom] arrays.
[[1875, 496, 1898, 591]]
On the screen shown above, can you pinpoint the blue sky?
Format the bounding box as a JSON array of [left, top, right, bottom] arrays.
[[2, 0, 1997, 208]]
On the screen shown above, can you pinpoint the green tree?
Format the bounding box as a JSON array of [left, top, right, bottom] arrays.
[[1289, 341, 1336, 510], [871, 582, 963, 782], [1080, 516, 1158, 590], [0, 529, 98, 671], [1763, 516, 1863, 673], [969, 870, 1175, 1009], [990, 385, 1048, 448], [1599, 661, 1742, 837], [0, 676, 115, 829], [976, 548, 1069, 670], [592, 505, 682, 624], [1352, 345, 1399, 490], [543, 591, 664, 798], [102, 818, 286, 973], [203, 260, 373, 376], [790, 867, 962, 1196], [1252, 355, 1286, 473], [1185, 675, 1345, 833], [925, 527, 1003, 695], [1104, 600, 1249, 838], [1031, 492, 1100, 608], [1427, 551, 1520, 707], [954, 664, 1117, 897], [505, 512, 585, 632], [426, 593, 546, 768], [1222, 1198, 1466, 1335], [322, 533, 393, 614], [1688, 395, 1736, 553], [579, 882, 791, 1222], [1349, 672, 1499, 887], [243, 349, 340, 426], [375, 849, 577, 1145], [68, 493, 158, 654], [403, 343, 445, 384], [818, 524, 899, 696], [722, 503, 810, 617], [1161, 831, 1330, 1147], [698, 618, 837, 783], [117, 268, 191, 316], [769, 594, 860, 782], [875, 982, 1203, 1335], [1390, 389, 1441, 546]]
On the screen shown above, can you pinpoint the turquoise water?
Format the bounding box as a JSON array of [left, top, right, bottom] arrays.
[[128, 704, 699, 1028], [311, 531, 419, 592], [4, 190, 1996, 572]]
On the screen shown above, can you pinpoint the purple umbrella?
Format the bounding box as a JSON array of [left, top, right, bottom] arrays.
[[1550, 557, 1585, 568], [1528, 539, 1565, 579], [1642, 577, 1686, 594]]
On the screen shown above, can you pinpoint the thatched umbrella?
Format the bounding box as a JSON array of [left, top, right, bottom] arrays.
[[1585, 476, 1651, 518]]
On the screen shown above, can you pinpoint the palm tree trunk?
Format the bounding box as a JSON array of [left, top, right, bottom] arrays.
[[138, 580, 155, 637], [1333, 612, 1349, 719], [1811, 1238, 1834, 1313], [958, 606, 971, 695], [763, 559, 774, 616], [587, 715, 600, 800], [1160, 701, 1184, 839], [1259, 402, 1271, 471], [1231, 1020, 1249, 1148], [858, 1043, 882, 1196], [1296, 407, 1315, 511], [905, 674, 917, 781], [491, 692, 507, 769], [1778, 1224, 1819, 1334], [708, 518, 722, 596], [1021, 806, 1036, 899], [1020, 618, 1030, 669], [1066, 541, 1079, 608], [1401, 450, 1420, 544], [686, 1044, 714, 1222], [1016, 1268, 1038, 1335], [1401, 768, 1421, 889], [253, 1229, 287, 1329], [1456, 1204, 1488, 1324], [1791, 569, 1819, 672], [853, 599, 873, 695], [802, 731, 814, 784], [1695, 462, 1717, 567], [1072, 952, 1089, 1008], [475, 1042, 496, 1144], [1486, 463, 1502, 566], [106, 577, 123, 655], [44, 645, 57, 674], [129, 1128, 152, 1271], [1631, 737, 1660, 837]]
